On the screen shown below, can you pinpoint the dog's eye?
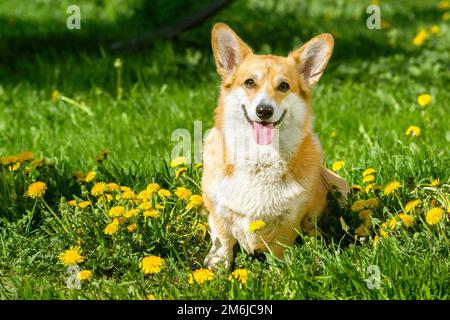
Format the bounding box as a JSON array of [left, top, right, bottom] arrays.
[[244, 79, 256, 88], [278, 82, 290, 92]]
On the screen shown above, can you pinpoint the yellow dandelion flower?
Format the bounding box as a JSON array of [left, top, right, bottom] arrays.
[[228, 269, 248, 284], [9, 162, 20, 171], [109, 206, 125, 217], [384, 181, 401, 195], [430, 25, 440, 34], [330, 130, 337, 138], [404, 199, 421, 213], [373, 235, 380, 246], [379, 227, 389, 238], [197, 223, 208, 238], [399, 214, 415, 228], [17, 151, 34, 162], [68, 199, 77, 207], [137, 190, 152, 202], [170, 156, 187, 168], [84, 171, 96, 183], [431, 179, 441, 187], [351, 185, 363, 192], [78, 201, 90, 209], [121, 190, 136, 201], [189, 269, 214, 284], [425, 208, 444, 225], [139, 201, 152, 210], [77, 270, 92, 281], [107, 183, 119, 192], [359, 209, 372, 220], [104, 218, 119, 235], [443, 11, 450, 21], [186, 195, 203, 209], [175, 167, 188, 178], [26, 181, 47, 199], [417, 93, 431, 107], [91, 182, 108, 197], [127, 223, 138, 233], [194, 163, 203, 170], [146, 183, 160, 193], [413, 30, 427, 46], [120, 186, 131, 192], [124, 209, 139, 218], [139, 256, 165, 274], [0, 155, 18, 165], [147, 294, 156, 300], [365, 198, 379, 208], [175, 187, 192, 200], [438, 0, 450, 10], [58, 246, 85, 266], [355, 224, 370, 236], [363, 168, 376, 177], [362, 175, 375, 184], [405, 125, 421, 137], [331, 160, 345, 172], [386, 218, 397, 230], [51, 90, 60, 103], [249, 220, 266, 233], [158, 189, 171, 198], [143, 209, 160, 218], [351, 200, 366, 212], [365, 184, 375, 193]]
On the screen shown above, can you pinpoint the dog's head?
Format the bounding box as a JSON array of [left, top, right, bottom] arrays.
[[212, 23, 333, 147]]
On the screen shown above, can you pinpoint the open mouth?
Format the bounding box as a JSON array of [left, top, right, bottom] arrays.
[[241, 105, 287, 145]]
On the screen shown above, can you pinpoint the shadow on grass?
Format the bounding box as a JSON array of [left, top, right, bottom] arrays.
[[1, 1, 442, 90]]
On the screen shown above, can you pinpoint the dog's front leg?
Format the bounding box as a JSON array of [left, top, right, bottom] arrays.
[[204, 213, 236, 271]]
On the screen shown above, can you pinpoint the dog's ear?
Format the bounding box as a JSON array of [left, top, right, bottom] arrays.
[[211, 23, 252, 79], [290, 34, 334, 87]]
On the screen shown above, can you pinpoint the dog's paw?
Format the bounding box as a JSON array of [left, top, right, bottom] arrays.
[[204, 253, 231, 271]]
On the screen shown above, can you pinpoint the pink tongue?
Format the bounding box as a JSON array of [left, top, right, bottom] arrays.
[[252, 122, 274, 145]]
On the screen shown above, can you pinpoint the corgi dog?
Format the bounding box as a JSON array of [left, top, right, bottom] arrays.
[[202, 23, 349, 270]]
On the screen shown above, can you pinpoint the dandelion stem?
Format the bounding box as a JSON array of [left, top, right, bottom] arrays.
[[25, 199, 38, 235], [116, 63, 123, 100], [60, 95, 93, 116], [42, 198, 71, 235], [395, 194, 406, 213], [257, 234, 275, 258], [185, 175, 201, 190]]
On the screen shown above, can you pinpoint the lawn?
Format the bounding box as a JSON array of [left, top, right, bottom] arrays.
[[0, 0, 449, 300]]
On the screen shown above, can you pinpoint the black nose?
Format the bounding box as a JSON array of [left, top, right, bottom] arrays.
[[256, 103, 274, 120]]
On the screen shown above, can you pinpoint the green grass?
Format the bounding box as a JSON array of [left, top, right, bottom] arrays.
[[0, 0, 449, 300]]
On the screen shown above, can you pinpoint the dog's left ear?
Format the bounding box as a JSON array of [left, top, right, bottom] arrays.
[[290, 34, 334, 87]]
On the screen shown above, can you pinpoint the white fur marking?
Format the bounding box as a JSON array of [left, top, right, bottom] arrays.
[[209, 88, 311, 252]]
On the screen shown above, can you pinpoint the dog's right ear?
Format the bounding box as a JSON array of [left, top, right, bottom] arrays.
[[211, 23, 252, 79]]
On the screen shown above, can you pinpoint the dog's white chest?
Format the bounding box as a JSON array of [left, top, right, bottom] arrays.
[[212, 161, 306, 219]]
